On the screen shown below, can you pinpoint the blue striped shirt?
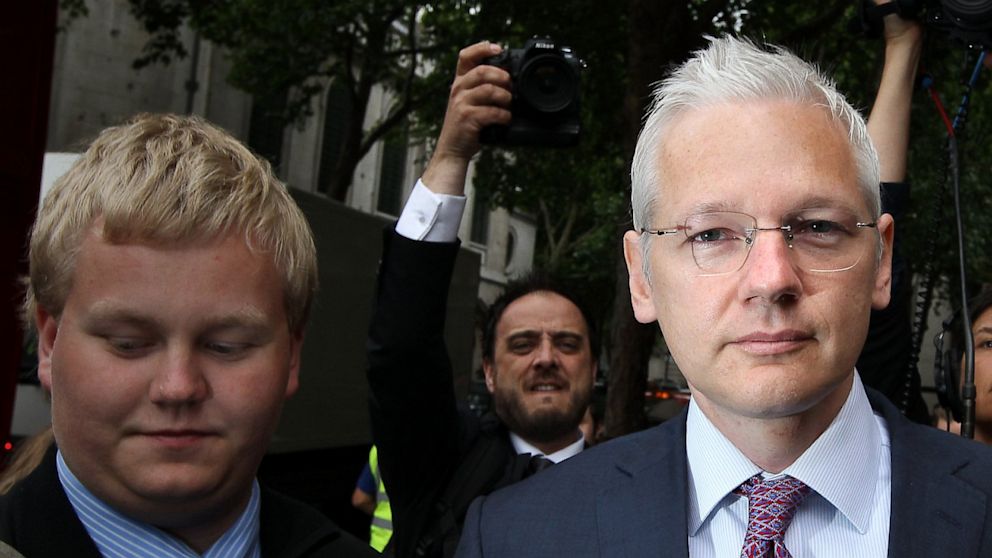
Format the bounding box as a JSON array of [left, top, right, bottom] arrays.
[[686, 372, 891, 557], [57, 451, 262, 558]]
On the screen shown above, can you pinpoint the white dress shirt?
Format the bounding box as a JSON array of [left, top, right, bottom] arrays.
[[509, 431, 585, 463], [686, 372, 891, 557]]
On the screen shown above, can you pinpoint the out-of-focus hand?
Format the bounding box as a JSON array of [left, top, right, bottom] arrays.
[[869, 0, 922, 182], [423, 41, 512, 196]]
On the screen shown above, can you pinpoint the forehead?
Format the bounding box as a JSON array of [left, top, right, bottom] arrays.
[[655, 100, 862, 219], [975, 306, 992, 328], [65, 229, 287, 325], [496, 291, 588, 336]]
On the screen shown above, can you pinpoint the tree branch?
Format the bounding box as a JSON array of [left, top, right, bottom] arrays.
[[358, 79, 447, 157]]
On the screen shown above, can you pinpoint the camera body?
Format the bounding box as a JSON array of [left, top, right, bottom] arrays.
[[863, 0, 992, 49], [480, 37, 584, 147]]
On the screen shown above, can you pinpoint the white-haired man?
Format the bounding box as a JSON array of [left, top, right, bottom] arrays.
[[455, 36, 992, 558]]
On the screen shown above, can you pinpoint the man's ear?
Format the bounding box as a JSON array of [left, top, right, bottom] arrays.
[[482, 359, 496, 394], [284, 331, 304, 399], [36, 306, 58, 393], [623, 230, 658, 324], [871, 213, 895, 311]]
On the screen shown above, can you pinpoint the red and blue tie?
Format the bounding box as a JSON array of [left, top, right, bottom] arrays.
[[735, 474, 811, 558]]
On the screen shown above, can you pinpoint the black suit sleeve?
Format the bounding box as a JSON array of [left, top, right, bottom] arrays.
[[366, 228, 465, 556]]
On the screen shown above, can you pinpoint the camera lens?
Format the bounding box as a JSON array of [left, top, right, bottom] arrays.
[[517, 54, 578, 113]]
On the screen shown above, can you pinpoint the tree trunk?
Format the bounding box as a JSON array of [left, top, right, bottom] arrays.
[[327, 111, 366, 202], [603, 0, 714, 438]]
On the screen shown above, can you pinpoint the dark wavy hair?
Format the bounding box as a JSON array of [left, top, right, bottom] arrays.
[[481, 272, 599, 362], [949, 288, 992, 356]]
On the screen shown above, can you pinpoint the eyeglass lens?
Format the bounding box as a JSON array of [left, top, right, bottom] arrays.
[[682, 209, 873, 274]]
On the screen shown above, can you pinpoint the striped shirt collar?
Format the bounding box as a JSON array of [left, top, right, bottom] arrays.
[[686, 371, 883, 535], [56, 450, 262, 558]]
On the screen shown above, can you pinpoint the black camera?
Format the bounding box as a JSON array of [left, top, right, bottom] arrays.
[[480, 37, 584, 147], [859, 0, 992, 49]]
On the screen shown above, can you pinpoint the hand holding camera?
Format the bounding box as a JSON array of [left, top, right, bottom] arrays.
[[423, 41, 513, 196], [479, 37, 584, 147], [423, 38, 586, 196]]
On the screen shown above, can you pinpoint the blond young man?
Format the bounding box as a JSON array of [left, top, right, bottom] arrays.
[[3, 114, 374, 558]]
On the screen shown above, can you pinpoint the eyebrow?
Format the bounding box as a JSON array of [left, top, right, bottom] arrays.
[[505, 330, 585, 342], [683, 195, 862, 217], [84, 302, 270, 331]]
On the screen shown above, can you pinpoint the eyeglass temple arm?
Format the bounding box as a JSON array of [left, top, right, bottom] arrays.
[[640, 227, 681, 236]]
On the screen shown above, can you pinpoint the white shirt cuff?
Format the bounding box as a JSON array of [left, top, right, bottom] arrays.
[[395, 179, 467, 242]]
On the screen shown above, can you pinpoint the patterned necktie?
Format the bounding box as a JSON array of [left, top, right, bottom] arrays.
[[735, 474, 811, 558]]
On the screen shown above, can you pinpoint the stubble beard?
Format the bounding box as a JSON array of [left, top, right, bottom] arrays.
[[492, 373, 591, 446]]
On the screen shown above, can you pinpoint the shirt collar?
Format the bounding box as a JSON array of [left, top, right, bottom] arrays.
[[686, 371, 882, 535], [57, 450, 262, 557], [781, 372, 883, 533], [509, 430, 584, 463], [685, 397, 762, 535]]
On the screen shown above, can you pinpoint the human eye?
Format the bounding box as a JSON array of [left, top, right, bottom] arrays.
[[789, 211, 856, 248], [105, 336, 155, 357], [689, 229, 734, 244], [508, 337, 536, 354], [203, 340, 254, 359], [689, 228, 739, 244], [556, 336, 583, 353], [794, 219, 848, 236]]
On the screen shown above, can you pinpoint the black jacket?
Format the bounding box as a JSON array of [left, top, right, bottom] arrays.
[[367, 231, 535, 558], [0, 448, 375, 557]]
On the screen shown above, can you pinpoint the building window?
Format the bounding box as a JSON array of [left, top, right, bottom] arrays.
[[376, 127, 408, 216], [318, 81, 353, 194], [470, 192, 490, 245], [247, 90, 287, 172]]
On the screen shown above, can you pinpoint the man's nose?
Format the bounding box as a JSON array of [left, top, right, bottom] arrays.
[[533, 337, 557, 369], [150, 347, 210, 405], [739, 229, 803, 304]]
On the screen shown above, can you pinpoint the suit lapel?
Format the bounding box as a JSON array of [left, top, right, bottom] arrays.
[[596, 413, 689, 558], [870, 391, 988, 557]]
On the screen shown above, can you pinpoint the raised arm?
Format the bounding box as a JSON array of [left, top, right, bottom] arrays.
[[366, 41, 511, 557]]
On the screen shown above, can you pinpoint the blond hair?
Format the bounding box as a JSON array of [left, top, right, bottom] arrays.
[[25, 113, 317, 333]]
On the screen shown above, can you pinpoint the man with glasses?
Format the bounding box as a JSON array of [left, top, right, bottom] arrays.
[[456, 36, 992, 558]]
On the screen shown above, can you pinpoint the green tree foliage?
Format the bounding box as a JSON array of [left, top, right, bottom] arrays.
[[124, 0, 482, 200]]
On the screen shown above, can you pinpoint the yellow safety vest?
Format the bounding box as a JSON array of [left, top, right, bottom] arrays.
[[368, 446, 393, 552]]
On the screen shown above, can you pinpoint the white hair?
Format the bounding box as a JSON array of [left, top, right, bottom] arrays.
[[630, 36, 881, 276]]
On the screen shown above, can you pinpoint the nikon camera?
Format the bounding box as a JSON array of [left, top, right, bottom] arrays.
[[480, 37, 584, 147], [860, 0, 992, 49]]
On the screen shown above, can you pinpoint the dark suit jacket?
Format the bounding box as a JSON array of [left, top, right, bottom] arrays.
[[457, 390, 992, 557], [367, 230, 531, 557], [0, 448, 376, 557]]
